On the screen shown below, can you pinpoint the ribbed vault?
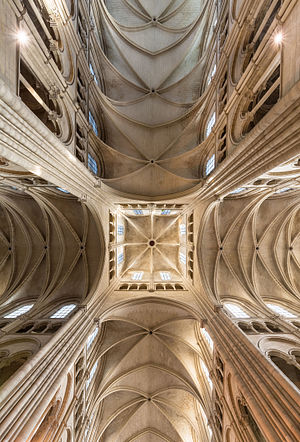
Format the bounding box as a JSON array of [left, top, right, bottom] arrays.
[[114, 206, 189, 284], [92, 0, 216, 197], [0, 182, 104, 314], [91, 300, 210, 441], [198, 191, 300, 308]]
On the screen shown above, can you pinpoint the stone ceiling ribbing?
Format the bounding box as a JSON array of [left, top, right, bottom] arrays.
[[92, 0, 215, 197]]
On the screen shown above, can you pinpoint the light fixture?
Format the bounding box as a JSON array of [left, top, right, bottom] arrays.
[[274, 32, 283, 45], [16, 29, 29, 44]]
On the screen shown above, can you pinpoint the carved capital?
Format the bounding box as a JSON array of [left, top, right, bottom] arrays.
[[48, 111, 58, 122]]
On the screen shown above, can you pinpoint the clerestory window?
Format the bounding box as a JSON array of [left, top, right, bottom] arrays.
[[224, 303, 250, 318], [87, 327, 99, 350], [160, 271, 171, 281], [266, 304, 296, 318], [86, 361, 98, 389], [205, 154, 215, 176], [89, 111, 98, 136], [88, 153, 98, 175], [4, 304, 34, 319], [206, 112, 215, 137], [201, 360, 213, 389], [132, 272, 143, 280], [201, 328, 214, 351], [50, 304, 77, 318]]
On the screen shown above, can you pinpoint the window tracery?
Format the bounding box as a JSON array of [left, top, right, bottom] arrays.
[[50, 304, 77, 319], [201, 360, 213, 390], [86, 361, 98, 389], [206, 112, 216, 138], [87, 152, 98, 175], [201, 328, 214, 351], [206, 154, 215, 176], [4, 304, 34, 319], [87, 328, 98, 350], [266, 304, 297, 318], [224, 303, 250, 318]]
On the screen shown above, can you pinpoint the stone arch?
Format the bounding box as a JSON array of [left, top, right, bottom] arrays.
[[0, 351, 31, 387], [237, 397, 266, 442], [0, 338, 40, 387], [269, 352, 300, 390], [31, 400, 61, 441]]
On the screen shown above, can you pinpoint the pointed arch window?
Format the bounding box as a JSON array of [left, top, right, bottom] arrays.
[[201, 360, 213, 389], [56, 187, 70, 194], [266, 304, 296, 318], [89, 112, 98, 136], [205, 154, 215, 176], [117, 225, 124, 235], [229, 187, 245, 194], [207, 64, 216, 85], [88, 153, 98, 175], [160, 271, 171, 281], [4, 304, 34, 319], [89, 63, 98, 85], [132, 272, 143, 281], [50, 304, 76, 318], [117, 249, 124, 265], [180, 223, 186, 235], [86, 361, 98, 389], [201, 328, 214, 351], [224, 303, 250, 318], [87, 327, 98, 350], [180, 251, 186, 264], [206, 112, 215, 138]]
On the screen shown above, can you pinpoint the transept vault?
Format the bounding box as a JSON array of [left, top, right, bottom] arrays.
[[0, 0, 299, 441]]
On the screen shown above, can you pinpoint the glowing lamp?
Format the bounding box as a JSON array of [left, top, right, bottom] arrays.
[[274, 32, 283, 45], [16, 29, 29, 44]]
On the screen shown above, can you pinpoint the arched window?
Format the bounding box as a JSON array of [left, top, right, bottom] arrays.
[[117, 224, 124, 236], [132, 272, 143, 281], [179, 251, 186, 264], [160, 271, 171, 281], [0, 352, 31, 387], [117, 247, 124, 265], [266, 304, 297, 318], [229, 187, 245, 194], [88, 153, 98, 175], [89, 112, 98, 136], [200, 360, 213, 389], [87, 327, 98, 350], [206, 112, 216, 137], [224, 303, 250, 318], [50, 304, 76, 319], [4, 304, 34, 319], [238, 400, 266, 441], [205, 154, 215, 176], [201, 328, 214, 351], [56, 187, 70, 194], [207, 64, 216, 85], [86, 361, 98, 389], [89, 63, 98, 85], [179, 223, 186, 235]]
